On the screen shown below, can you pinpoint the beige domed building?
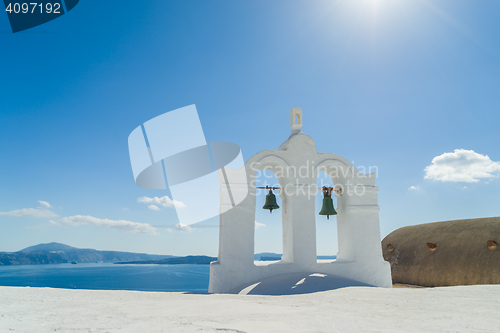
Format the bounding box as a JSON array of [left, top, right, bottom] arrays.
[[382, 217, 500, 287]]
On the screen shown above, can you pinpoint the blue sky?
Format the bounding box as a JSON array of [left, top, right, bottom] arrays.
[[1, 0, 500, 256]]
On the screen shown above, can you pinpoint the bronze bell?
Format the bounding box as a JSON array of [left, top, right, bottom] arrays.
[[263, 189, 280, 213], [319, 187, 337, 219]]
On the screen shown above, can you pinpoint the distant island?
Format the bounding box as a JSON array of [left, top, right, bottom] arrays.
[[0, 242, 335, 266], [115, 255, 217, 265], [116, 253, 336, 265], [253, 253, 337, 261], [0, 242, 173, 266]]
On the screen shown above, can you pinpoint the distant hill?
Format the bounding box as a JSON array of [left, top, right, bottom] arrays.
[[254, 252, 282, 261], [115, 255, 217, 265], [253, 253, 337, 261], [20, 242, 76, 252], [317, 255, 337, 260], [0, 242, 173, 266]]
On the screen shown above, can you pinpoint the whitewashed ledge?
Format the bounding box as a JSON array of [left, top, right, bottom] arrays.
[[1, 285, 499, 332]]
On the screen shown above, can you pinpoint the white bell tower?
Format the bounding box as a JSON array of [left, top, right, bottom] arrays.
[[209, 108, 392, 294]]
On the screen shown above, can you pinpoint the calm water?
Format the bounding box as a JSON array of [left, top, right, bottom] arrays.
[[0, 263, 210, 292]]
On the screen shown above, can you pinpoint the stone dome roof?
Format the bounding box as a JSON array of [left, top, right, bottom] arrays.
[[382, 217, 500, 287]]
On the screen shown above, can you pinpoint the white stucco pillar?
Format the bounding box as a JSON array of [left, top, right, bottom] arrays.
[[337, 183, 383, 262], [284, 184, 317, 266], [209, 180, 254, 293]]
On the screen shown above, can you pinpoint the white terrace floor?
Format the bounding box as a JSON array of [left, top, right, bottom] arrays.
[[1, 284, 499, 332]]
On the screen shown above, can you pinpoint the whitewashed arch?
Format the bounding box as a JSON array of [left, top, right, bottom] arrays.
[[247, 155, 292, 262]]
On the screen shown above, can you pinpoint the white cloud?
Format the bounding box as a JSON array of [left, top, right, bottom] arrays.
[[138, 196, 186, 208], [38, 200, 52, 208], [424, 149, 500, 183], [408, 186, 420, 190], [255, 221, 266, 229], [175, 223, 192, 232], [50, 215, 158, 235], [148, 205, 160, 211], [0, 208, 59, 218]]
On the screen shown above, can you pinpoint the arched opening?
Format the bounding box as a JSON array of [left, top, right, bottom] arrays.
[[295, 113, 300, 124], [315, 170, 338, 263], [254, 168, 283, 263]]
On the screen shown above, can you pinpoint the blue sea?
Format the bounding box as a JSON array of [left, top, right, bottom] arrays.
[[0, 263, 210, 293]]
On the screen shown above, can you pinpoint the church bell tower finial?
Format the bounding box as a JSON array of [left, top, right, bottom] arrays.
[[290, 108, 302, 134]]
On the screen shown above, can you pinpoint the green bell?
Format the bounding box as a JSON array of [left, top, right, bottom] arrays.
[[263, 189, 279, 213], [319, 191, 337, 220]]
